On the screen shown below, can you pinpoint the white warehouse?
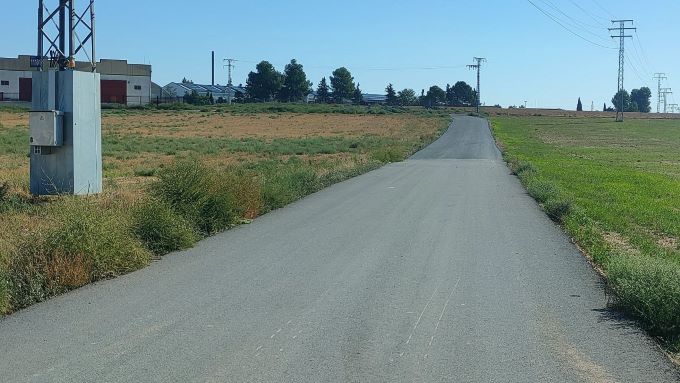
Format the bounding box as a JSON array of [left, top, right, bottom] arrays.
[[0, 55, 153, 105]]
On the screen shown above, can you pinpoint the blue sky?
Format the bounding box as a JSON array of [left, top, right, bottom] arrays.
[[2, 1, 678, 109]]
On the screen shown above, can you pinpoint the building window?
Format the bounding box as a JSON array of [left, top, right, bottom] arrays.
[[0, 81, 9, 86], [134, 85, 142, 90]]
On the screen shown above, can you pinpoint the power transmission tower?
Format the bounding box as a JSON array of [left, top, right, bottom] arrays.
[[668, 103, 678, 113], [467, 57, 486, 114], [223, 58, 237, 86], [653, 73, 667, 113], [609, 20, 635, 122], [591, 101, 594, 112], [660, 88, 672, 113]]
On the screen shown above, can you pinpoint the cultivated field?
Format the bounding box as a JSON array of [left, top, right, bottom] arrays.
[[0, 103, 450, 315], [492, 115, 680, 351]]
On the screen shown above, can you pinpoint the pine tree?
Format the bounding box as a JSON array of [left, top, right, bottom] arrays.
[[603, 102, 607, 112], [577, 97, 583, 111], [353, 83, 364, 104], [385, 83, 397, 105], [316, 77, 330, 103]]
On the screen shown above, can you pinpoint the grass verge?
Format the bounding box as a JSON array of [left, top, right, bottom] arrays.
[[493, 115, 680, 351]]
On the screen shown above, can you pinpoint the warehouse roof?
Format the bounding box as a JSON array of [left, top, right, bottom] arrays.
[[0, 55, 151, 76]]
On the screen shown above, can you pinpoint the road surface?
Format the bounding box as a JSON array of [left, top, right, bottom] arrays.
[[1, 116, 678, 382]]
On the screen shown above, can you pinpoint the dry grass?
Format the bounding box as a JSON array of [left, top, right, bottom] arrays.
[[102, 111, 432, 139]]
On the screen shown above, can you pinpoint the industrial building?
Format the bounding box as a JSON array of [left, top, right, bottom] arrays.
[[163, 82, 247, 103], [0, 55, 153, 105]]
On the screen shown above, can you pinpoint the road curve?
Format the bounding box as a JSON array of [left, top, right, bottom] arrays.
[[1, 116, 678, 382]]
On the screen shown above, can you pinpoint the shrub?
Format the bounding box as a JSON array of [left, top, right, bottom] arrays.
[[544, 198, 572, 222], [151, 160, 238, 235], [527, 179, 559, 203], [512, 160, 536, 176], [222, 170, 263, 219], [371, 148, 404, 163], [132, 198, 198, 255], [607, 254, 680, 346], [7, 198, 150, 309], [133, 167, 158, 177], [261, 162, 319, 211]]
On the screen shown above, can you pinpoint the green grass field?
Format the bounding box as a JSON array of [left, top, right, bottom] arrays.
[[492, 115, 680, 350]]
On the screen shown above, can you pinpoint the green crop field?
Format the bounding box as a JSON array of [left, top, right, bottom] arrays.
[[492, 115, 680, 351]]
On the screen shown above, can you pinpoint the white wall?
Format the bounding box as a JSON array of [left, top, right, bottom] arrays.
[[101, 74, 151, 106], [0, 70, 33, 100]]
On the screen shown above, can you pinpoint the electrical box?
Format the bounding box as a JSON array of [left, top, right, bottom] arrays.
[[29, 110, 63, 147]]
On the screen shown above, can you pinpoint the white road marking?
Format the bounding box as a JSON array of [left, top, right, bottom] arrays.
[[429, 276, 462, 347], [256, 346, 263, 351], [406, 284, 441, 345]]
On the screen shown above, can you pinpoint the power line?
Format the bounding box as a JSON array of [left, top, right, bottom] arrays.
[[538, 0, 606, 32], [566, 0, 609, 28], [589, 0, 616, 19], [527, 0, 616, 49]]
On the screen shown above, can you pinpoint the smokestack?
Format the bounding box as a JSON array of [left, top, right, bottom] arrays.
[[211, 51, 215, 86]]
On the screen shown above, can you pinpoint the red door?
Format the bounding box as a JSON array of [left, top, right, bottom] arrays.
[[101, 80, 127, 104], [19, 78, 32, 102]]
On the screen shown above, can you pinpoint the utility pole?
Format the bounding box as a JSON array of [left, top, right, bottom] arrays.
[[609, 20, 635, 122], [660, 88, 672, 113], [524, 100, 527, 108], [467, 57, 486, 114], [591, 101, 594, 112], [223, 58, 237, 86], [653, 73, 667, 113]]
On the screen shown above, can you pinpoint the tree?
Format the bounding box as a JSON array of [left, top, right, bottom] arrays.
[[316, 77, 330, 103], [631, 87, 652, 113], [450, 81, 476, 106], [612, 90, 631, 112], [397, 88, 417, 106], [181, 77, 193, 84], [330, 67, 355, 103], [353, 83, 364, 104], [603, 102, 607, 112], [385, 83, 397, 105], [278, 59, 312, 102], [423, 85, 446, 107], [246, 61, 283, 102], [577, 97, 583, 111]]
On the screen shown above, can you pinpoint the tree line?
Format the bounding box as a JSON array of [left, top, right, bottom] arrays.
[[241, 59, 478, 106]]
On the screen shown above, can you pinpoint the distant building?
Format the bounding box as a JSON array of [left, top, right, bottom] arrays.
[[0, 55, 152, 105], [362, 93, 388, 105], [163, 82, 247, 103]]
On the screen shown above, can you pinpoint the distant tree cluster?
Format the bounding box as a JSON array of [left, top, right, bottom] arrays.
[[246, 59, 312, 102], [611, 87, 652, 113]]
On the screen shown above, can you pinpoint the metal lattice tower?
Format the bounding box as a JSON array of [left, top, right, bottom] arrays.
[[660, 88, 673, 113], [668, 103, 678, 114], [653, 73, 667, 113], [609, 20, 635, 122], [467, 57, 486, 114], [223, 58, 237, 86], [38, 0, 96, 72]]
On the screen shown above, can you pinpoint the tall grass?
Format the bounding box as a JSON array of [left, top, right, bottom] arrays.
[[607, 254, 680, 348], [132, 198, 199, 255], [151, 160, 238, 235], [6, 198, 150, 310]]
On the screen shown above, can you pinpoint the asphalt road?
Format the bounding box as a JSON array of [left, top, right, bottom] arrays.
[[1, 116, 678, 382]]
